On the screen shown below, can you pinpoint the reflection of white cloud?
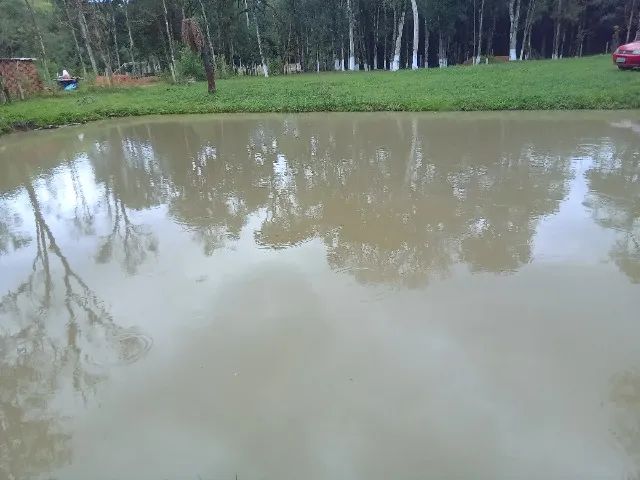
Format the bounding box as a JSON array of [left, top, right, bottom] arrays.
[[533, 157, 616, 264]]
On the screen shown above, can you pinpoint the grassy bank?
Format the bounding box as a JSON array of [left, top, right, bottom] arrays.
[[1, 55, 638, 135]]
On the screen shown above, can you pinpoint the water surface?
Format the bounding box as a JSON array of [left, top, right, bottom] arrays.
[[1, 112, 639, 480]]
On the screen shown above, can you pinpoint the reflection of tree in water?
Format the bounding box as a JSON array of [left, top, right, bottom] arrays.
[[0, 204, 31, 255], [0, 180, 151, 480], [82, 126, 160, 273], [584, 145, 640, 283], [88, 115, 575, 286], [97, 186, 158, 274], [155, 122, 271, 255], [67, 160, 96, 237], [7, 116, 588, 290], [610, 370, 640, 476], [246, 116, 573, 286]]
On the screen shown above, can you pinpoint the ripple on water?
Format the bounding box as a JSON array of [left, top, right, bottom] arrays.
[[116, 329, 154, 364], [88, 329, 154, 367]]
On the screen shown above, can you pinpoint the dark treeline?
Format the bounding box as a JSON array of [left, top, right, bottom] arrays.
[[0, 0, 638, 79]]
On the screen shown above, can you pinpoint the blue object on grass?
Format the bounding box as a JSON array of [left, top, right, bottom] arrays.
[[57, 78, 79, 91]]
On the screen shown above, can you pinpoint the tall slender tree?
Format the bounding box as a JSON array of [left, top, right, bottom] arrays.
[[508, 0, 522, 60], [410, 0, 419, 68], [23, 0, 49, 76], [182, 17, 216, 92]]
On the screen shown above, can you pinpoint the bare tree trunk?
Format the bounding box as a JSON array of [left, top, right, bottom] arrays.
[[473, 0, 476, 60], [390, 8, 396, 68], [519, 0, 536, 60], [576, 25, 584, 56], [23, 0, 49, 78], [347, 0, 356, 70], [75, 0, 98, 76], [406, 30, 410, 68], [627, 0, 637, 43], [508, 0, 522, 60], [253, 4, 268, 77], [91, 3, 114, 84], [424, 16, 429, 67], [525, 22, 533, 58], [391, 8, 405, 70], [487, 7, 496, 55], [111, 3, 121, 71], [124, 0, 137, 75], [198, 0, 217, 65], [438, 30, 448, 67], [201, 42, 216, 93], [374, 5, 380, 69], [636, 10, 640, 41], [62, 0, 87, 77], [244, 0, 251, 28], [161, 0, 177, 81], [410, 0, 419, 69], [552, 0, 562, 59], [476, 0, 485, 64]]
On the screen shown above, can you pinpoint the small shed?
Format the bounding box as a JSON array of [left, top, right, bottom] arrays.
[[0, 58, 43, 101]]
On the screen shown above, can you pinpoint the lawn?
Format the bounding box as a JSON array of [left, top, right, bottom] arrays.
[[1, 55, 638, 135]]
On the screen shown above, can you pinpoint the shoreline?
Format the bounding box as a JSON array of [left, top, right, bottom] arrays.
[[1, 55, 638, 137]]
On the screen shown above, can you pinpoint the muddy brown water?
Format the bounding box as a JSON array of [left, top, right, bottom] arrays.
[[0, 112, 639, 480]]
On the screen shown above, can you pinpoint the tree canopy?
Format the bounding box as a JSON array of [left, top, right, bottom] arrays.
[[0, 0, 637, 79]]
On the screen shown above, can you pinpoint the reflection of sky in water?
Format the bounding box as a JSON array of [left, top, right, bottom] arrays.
[[0, 113, 639, 480], [533, 156, 617, 264]]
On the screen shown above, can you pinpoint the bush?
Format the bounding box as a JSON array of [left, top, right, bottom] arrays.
[[487, 56, 510, 64], [178, 47, 206, 81], [268, 58, 283, 76], [215, 56, 233, 79]]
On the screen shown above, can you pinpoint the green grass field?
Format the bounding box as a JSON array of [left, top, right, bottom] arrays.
[[1, 55, 638, 135]]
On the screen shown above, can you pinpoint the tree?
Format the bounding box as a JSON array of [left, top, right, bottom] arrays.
[[626, 0, 637, 43], [23, 0, 49, 77], [508, 0, 522, 60], [123, 0, 137, 74], [519, 0, 538, 60], [347, 0, 356, 69], [410, 0, 419, 68], [391, 1, 406, 70], [75, 0, 99, 75], [253, 1, 269, 76], [552, 0, 563, 58], [60, 0, 87, 76], [182, 17, 216, 93], [0, 0, 636, 81], [476, 0, 486, 63], [161, 0, 177, 81]]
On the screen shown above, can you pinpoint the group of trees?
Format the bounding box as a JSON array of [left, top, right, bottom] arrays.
[[0, 0, 638, 80]]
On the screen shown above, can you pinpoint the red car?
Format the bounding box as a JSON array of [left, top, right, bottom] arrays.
[[613, 41, 640, 69]]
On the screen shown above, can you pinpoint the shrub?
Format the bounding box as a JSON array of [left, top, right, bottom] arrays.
[[178, 47, 206, 81], [215, 56, 233, 79], [268, 58, 283, 76]]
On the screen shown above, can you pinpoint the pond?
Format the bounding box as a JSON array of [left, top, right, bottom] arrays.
[[0, 112, 639, 480]]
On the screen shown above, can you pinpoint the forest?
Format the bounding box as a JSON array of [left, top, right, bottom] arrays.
[[0, 0, 638, 81]]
